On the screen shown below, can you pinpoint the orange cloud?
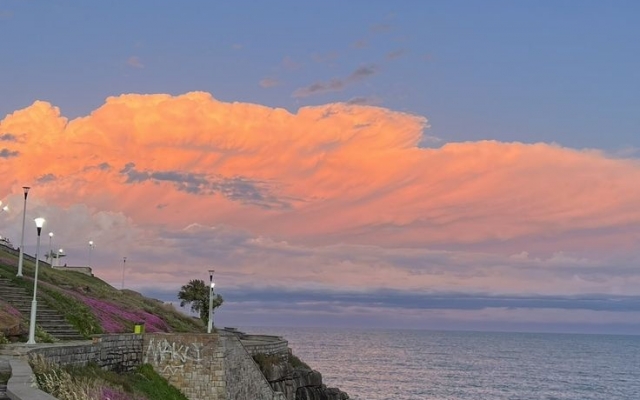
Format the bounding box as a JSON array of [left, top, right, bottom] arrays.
[[2, 92, 640, 251], [2, 92, 640, 299]]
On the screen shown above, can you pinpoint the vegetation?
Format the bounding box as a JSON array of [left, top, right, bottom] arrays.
[[177, 279, 223, 326], [253, 352, 311, 379], [30, 355, 188, 400], [252, 353, 282, 378], [0, 246, 205, 340], [0, 371, 10, 385]]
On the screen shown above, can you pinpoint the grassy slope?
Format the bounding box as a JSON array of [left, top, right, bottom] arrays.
[[0, 246, 204, 339]]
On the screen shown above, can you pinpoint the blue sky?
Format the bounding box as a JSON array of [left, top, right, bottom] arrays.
[[3, 1, 638, 149], [2, 1, 640, 334]]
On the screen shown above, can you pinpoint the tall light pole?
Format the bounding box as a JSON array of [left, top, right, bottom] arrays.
[[17, 186, 30, 277], [27, 217, 45, 344], [88, 240, 94, 267], [48, 232, 53, 266], [56, 248, 65, 267], [122, 257, 126, 289], [208, 269, 215, 334]]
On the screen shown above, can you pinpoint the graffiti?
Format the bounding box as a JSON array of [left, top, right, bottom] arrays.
[[144, 338, 205, 367], [162, 364, 184, 374]]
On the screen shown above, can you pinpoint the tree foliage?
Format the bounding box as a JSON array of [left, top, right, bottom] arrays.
[[177, 279, 223, 326]]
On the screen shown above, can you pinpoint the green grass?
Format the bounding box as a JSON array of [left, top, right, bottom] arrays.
[[131, 364, 189, 400], [288, 353, 310, 370], [252, 353, 282, 377], [0, 371, 10, 385], [0, 246, 204, 339], [31, 356, 189, 400]]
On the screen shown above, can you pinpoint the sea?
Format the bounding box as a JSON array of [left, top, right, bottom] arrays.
[[247, 327, 640, 400]]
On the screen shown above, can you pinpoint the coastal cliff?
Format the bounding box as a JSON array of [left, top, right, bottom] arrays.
[[252, 349, 349, 400], [267, 367, 349, 400], [231, 329, 349, 400]]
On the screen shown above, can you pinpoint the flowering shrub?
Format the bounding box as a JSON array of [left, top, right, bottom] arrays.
[[73, 294, 170, 333]]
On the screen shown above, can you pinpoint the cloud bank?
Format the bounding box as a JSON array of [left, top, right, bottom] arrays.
[[1, 92, 640, 330]]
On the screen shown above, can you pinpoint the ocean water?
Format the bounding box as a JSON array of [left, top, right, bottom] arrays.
[[249, 327, 640, 400]]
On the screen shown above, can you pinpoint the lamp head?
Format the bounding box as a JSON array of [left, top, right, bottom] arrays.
[[59, 248, 64, 254], [23, 186, 30, 195], [1, 205, 7, 212], [49, 232, 54, 238], [89, 240, 94, 247], [34, 217, 45, 235]]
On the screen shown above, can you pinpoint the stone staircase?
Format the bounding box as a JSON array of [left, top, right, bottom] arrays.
[[0, 277, 85, 341]]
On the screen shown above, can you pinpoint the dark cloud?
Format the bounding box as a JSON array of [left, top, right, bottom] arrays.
[[216, 288, 640, 313], [0, 148, 19, 158], [119, 163, 289, 209], [37, 173, 57, 183], [259, 78, 279, 88], [346, 96, 381, 106], [386, 49, 405, 60], [349, 65, 377, 80], [293, 64, 378, 98], [0, 133, 17, 142], [81, 161, 111, 173]]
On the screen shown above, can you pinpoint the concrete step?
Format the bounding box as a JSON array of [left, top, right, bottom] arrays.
[[0, 278, 87, 341]]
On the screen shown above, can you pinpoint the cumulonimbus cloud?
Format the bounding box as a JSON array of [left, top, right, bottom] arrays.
[[2, 92, 640, 301]]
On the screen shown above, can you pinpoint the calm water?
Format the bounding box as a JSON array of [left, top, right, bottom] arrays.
[[249, 327, 640, 400]]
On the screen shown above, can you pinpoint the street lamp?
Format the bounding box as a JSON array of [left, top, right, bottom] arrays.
[[0, 201, 8, 214], [27, 217, 45, 344], [122, 257, 126, 289], [17, 186, 30, 277], [88, 240, 94, 267], [56, 248, 65, 267], [208, 269, 215, 333], [47, 232, 54, 266]]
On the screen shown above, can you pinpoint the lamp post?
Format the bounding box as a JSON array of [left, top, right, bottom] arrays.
[[0, 201, 8, 214], [27, 217, 45, 344], [47, 232, 53, 266], [56, 248, 65, 267], [17, 186, 30, 277], [88, 240, 94, 267], [122, 257, 126, 289], [208, 269, 215, 333]]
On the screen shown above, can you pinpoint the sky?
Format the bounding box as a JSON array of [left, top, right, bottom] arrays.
[[1, 1, 640, 334]]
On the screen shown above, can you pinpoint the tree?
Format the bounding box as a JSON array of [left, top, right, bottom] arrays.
[[177, 279, 223, 326]]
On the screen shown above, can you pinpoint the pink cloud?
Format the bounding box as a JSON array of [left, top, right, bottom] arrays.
[[2, 92, 640, 298]]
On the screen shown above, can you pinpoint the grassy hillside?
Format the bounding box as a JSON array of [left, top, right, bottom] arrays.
[[0, 245, 203, 341]]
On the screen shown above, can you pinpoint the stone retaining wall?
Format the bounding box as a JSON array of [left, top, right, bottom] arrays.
[[241, 335, 289, 357], [29, 334, 143, 372], [13, 332, 286, 400], [143, 332, 284, 400]]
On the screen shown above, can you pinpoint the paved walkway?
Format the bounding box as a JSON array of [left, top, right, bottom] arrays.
[[0, 340, 93, 400]]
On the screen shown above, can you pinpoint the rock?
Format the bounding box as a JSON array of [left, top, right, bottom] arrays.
[[259, 353, 349, 400]]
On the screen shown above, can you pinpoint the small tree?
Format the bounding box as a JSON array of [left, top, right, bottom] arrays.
[[177, 279, 223, 326]]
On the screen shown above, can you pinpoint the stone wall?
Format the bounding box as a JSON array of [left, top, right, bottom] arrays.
[[241, 335, 289, 357], [143, 333, 226, 400], [51, 265, 94, 276], [29, 334, 143, 372], [221, 333, 286, 400], [22, 332, 290, 400], [143, 332, 284, 400]]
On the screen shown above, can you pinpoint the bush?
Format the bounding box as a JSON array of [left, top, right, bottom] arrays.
[[30, 356, 188, 400]]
